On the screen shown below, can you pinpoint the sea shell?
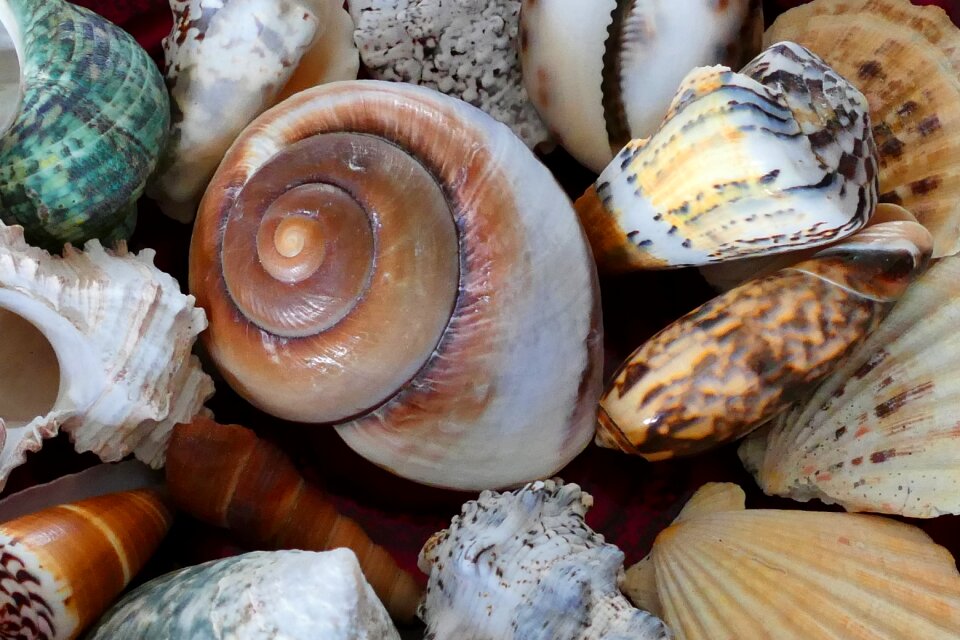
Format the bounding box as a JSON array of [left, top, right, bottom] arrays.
[[165, 417, 423, 622], [350, 0, 550, 148], [596, 215, 932, 461], [147, 0, 360, 222], [766, 0, 960, 258], [575, 41, 879, 274], [520, 0, 763, 172], [189, 80, 602, 491], [0, 489, 173, 640], [623, 483, 960, 639], [0, 223, 213, 490], [88, 549, 401, 639], [740, 252, 960, 517], [0, 0, 169, 250], [418, 479, 670, 640]]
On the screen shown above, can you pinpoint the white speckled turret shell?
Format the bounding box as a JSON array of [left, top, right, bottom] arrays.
[[575, 42, 878, 273], [623, 483, 960, 639], [88, 549, 400, 639], [520, 0, 763, 172], [0, 224, 213, 490], [418, 479, 671, 640], [740, 253, 960, 517], [349, 0, 549, 148], [147, 0, 360, 222]]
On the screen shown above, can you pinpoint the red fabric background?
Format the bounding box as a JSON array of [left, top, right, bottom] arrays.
[[7, 0, 960, 629]]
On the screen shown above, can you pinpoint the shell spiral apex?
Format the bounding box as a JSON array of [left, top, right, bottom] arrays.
[[190, 79, 602, 491]]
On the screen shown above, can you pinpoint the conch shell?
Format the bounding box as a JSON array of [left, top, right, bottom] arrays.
[[147, 0, 360, 222], [766, 0, 960, 258], [189, 80, 602, 491], [418, 479, 671, 640], [740, 251, 960, 517], [0, 223, 213, 489], [597, 212, 932, 461], [0, 489, 173, 640], [623, 483, 960, 639], [575, 42, 878, 273], [88, 549, 401, 639], [0, 0, 169, 250], [165, 417, 423, 622], [520, 0, 763, 172]]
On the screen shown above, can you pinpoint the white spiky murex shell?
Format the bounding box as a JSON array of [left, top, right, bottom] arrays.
[[740, 253, 960, 517], [0, 224, 213, 489], [623, 483, 960, 639], [575, 41, 878, 273], [417, 479, 671, 640]]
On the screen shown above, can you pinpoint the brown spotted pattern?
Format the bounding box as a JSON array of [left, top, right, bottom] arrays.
[[0, 549, 55, 639]]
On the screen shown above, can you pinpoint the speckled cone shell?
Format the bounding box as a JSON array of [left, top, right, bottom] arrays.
[[741, 253, 960, 517], [0, 0, 169, 250], [0, 224, 213, 490], [0, 489, 172, 640], [418, 479, 670, 640], [88, 549, 401, 639], [623, 483, 960, 639], [575, 42, 879, 274], [148, 0, 359, 222], [766, 0, 960, 258], [190, 80, 602, 491], [520, 0, 763, 172], [597, 216, 933, 461]]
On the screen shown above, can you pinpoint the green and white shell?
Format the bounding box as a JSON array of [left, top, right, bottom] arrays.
[[0, 0, 169, 250]]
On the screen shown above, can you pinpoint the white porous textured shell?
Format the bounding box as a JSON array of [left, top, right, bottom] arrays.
[[349, 0, 549, 148], [89, 549, 400, 639], [0, 224, 212, 490], [418, 479, 671, 640]]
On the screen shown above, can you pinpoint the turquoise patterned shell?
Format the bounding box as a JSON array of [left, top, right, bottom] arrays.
[[0, 0, 169, 250]]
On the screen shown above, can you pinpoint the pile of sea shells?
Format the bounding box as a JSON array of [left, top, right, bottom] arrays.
[[0, 0, 958, 637]]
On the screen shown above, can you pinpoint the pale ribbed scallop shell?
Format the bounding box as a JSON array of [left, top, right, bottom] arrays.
[[766, 0, 960, 258], [625, 483, 960, 640], [740, 254, 960, 517], [576, 41, 878, 273]]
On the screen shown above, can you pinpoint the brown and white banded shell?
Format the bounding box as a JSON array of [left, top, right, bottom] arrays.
[[190, 80, 602, 491], [597, 214, 933, 461], [766, 0, 960, 258], [520, 0, 763, 172]]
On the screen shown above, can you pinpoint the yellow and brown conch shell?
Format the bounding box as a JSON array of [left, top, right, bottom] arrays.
[[597, 210, 933, 461]]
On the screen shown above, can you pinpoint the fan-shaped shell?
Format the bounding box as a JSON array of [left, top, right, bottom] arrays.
[[575, 42, 879, 273], [0, 0, 169, 249], [190, 80, 602, 491], [740, 252, 960, 517], [766, 0, 960, 258], [520, 0, 763, 172], [624, 483, 960, 639]]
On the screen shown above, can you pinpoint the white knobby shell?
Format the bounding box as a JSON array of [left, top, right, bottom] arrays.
[[0, 224, 213, 490], [418, 479, 671, 640]]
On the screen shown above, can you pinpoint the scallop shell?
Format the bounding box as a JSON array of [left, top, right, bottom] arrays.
[[350, 0, 550, 148], [0, 489, 173, 640], [520, 0, 763, 172], [623, 483, 960, 639], [0, 223, 213, 489], [766, 0, 960, 258], [147, 0, 360, 222], [740, 252, 960, 517], [190, 80, 602, 491], [88, 549, 401, 639], [0, 0, 169, 250], [575, 41, 879, 273], [418, 479, 671, 640], [596, 215, 932, 461]]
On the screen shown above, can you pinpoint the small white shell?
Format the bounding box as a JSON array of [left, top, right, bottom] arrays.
[[0, 224, 213, 490], [418, 479, 671, 640]]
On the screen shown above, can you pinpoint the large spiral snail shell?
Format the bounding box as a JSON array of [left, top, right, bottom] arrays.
[[190, 80, 603, 491]]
